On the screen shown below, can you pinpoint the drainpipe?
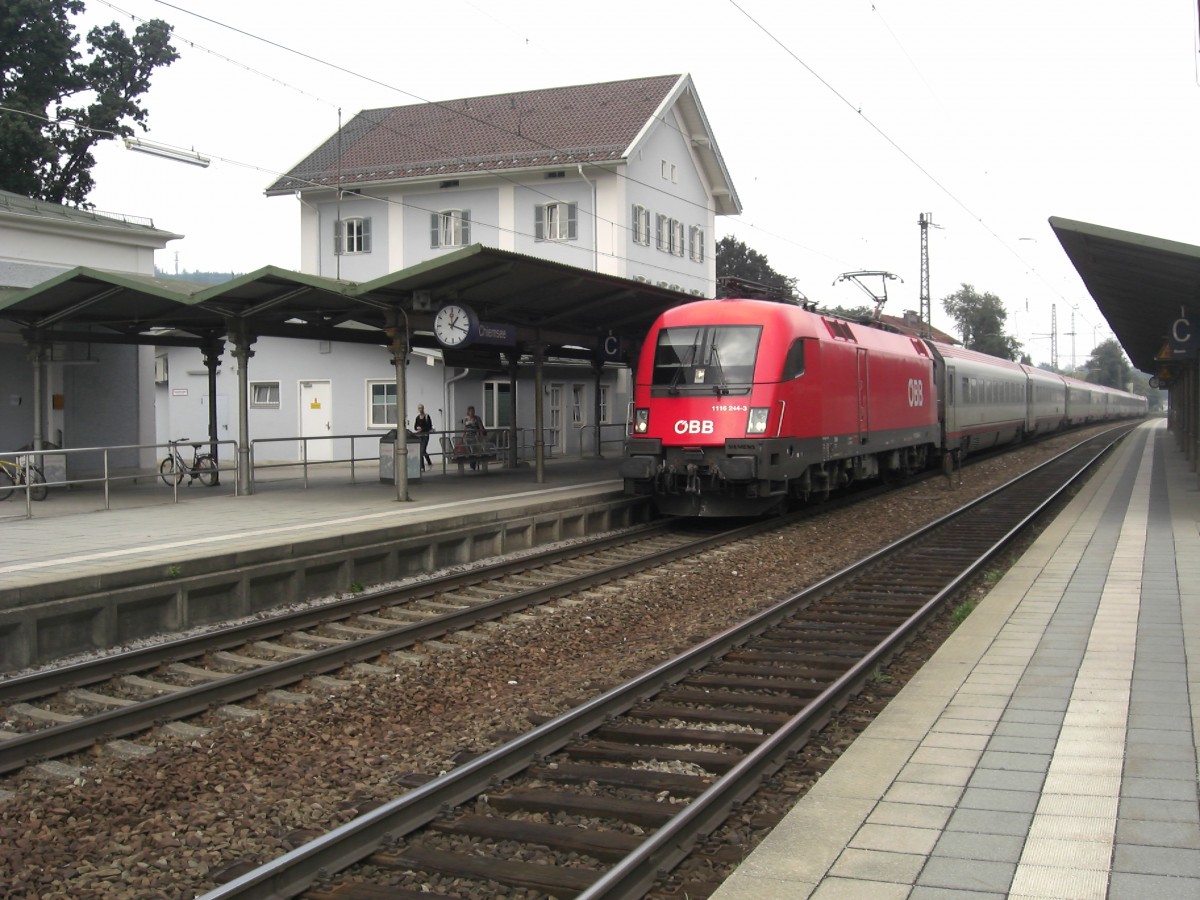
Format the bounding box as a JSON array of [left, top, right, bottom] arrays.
[[444, 365, 471, 436], [578, 165, 597, 272], [296, 191, 323, 276]]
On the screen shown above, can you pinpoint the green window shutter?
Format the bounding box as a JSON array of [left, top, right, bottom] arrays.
[[534, 204, 544, 241], [333, 218, 342, 255], [430, 213, 440, 247], [362, 217, 372, 253], [461, 209, 471, 244], [567, 203, 577, 240]]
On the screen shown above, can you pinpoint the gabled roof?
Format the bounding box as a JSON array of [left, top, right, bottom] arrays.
[[266, 74, 740, 214]]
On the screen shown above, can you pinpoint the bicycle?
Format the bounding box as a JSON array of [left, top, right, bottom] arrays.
[[160, 439, 219, 487], [0, 456, 48, 501]]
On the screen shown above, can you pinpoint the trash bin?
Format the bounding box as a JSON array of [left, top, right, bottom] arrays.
[[379, 429, 397, 483], [380, 430, 421, 484]]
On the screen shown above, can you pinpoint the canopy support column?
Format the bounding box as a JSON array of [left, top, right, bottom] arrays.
[[591, 360, 605, 457], [503, 351, 520, 469], [202, 338, 223, 485], [227, 319, 256, 495], [27, 339, 47, 452], [386, 308, 411, 502], [533, 339, 546, 484]]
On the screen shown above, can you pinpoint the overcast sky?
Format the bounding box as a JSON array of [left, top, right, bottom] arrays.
[[72, 0, 1200, 370]]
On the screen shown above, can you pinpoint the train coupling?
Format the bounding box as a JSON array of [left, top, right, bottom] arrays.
[[685, 464, 701, 494]]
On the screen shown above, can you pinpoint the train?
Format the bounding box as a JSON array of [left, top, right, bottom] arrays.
[[619, 297, 1148, 517]]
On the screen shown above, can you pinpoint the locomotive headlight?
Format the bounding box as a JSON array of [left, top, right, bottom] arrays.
[[746, 407, 770, 434], [633, 408, 650, 434]]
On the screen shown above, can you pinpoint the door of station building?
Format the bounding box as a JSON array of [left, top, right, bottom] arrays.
[[299, 380, 332, 461]]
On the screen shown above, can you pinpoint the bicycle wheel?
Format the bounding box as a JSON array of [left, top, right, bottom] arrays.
[[24, 464, 47, 501], [194, 455, 218, 487], [160, 455, 183, 486], [0, 466, 14, 501]]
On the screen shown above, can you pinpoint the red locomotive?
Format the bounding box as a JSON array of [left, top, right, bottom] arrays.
[[620, 297, 1147, 516]]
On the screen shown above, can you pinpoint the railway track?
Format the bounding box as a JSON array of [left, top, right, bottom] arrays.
[[0, 521, 784, 778], [193, 423, 1137, 899]]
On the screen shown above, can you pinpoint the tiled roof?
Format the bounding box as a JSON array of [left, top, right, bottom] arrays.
[[267, 75, 683, 194]]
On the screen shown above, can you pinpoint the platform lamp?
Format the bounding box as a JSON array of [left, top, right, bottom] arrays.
[[123, 137, 211, 168]]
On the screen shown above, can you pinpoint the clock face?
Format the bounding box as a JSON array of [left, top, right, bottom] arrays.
[[434, 304, 474, 347]]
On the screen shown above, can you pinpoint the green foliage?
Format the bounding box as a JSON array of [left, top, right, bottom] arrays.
[[1082, 338, 1133, 389], [820, 304, 874, 321], [715, 236, 799, 300], [155, 268, 242, 285], [941, 283, 1022, 360], [950, 599, 976, 628], [0, 0, 178, 205]]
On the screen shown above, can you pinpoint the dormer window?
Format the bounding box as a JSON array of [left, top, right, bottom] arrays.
[[545, 170, 566, 179], [439, 180, 459, 189]]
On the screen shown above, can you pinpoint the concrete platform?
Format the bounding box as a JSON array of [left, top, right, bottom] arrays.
[[711, 418, 1200, 899], [0, 456, 639, 670]]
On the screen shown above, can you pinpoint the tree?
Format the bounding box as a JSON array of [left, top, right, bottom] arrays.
[[0, 0, 178, 205], [941, 283, 1021, 361], [716, 236, 798, 300], [820, 304, 873, 321], [1082, 338, 1133, 390]]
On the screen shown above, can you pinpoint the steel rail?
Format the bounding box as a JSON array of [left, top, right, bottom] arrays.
[[0, 521, 673, 704], [0, 516, 790, 775], [199, 425, 1133, 899]]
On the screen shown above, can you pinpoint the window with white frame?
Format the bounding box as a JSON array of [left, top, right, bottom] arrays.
[[483, 381, 512, 429], [689, 225, 705, 262], [251, 381, 280, 409], [598, 385, 611, 424], [655, 213, 669, 251], [671, 219, 685, 257], [660, 160, 677, 182], [430, 209, 471, 248], [535, 202, 577, 241], [368, 381, 397, 427], [632, 205, 651, 245], [334, 217, 372, 255]]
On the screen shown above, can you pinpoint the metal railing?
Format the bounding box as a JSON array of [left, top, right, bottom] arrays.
[[0, 423, 621, 517], [0, 440, 240, 519], [248, 433, 383, 490], [574, 422, 628, 458]]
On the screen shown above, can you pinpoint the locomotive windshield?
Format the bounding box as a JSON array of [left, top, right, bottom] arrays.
[[652, 325, 761, 393]]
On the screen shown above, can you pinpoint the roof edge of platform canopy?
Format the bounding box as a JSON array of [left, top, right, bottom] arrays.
[[1050, 216, 1200, 375], [352, 243, 701, 357]]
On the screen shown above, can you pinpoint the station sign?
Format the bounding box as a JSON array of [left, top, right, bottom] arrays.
[[1163, 311, 1198, 360]]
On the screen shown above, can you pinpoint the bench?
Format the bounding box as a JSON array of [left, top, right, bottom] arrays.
[[439, 435, 498, 474]]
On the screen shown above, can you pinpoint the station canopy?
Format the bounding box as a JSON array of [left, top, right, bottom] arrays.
[[1051, 216, 1200, 374], [0, 245, 698, 366]]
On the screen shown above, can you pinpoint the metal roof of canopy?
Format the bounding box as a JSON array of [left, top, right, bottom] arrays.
[[1050, 216, 1200, 374], [0, 245, 694, 355]]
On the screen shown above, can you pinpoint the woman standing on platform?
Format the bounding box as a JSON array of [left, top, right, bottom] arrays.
[[413, 404, 434, 471]]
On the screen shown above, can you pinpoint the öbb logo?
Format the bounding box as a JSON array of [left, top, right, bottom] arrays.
[[674, 419, 715, 435], [907, 379, 924, 407]]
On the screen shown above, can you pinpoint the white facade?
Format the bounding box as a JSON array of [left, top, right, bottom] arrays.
[[0, 192, 179, 469]]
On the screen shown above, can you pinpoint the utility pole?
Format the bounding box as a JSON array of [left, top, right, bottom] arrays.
[[918, 213, 936, 338], [1051, 304, 1058, 370]]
